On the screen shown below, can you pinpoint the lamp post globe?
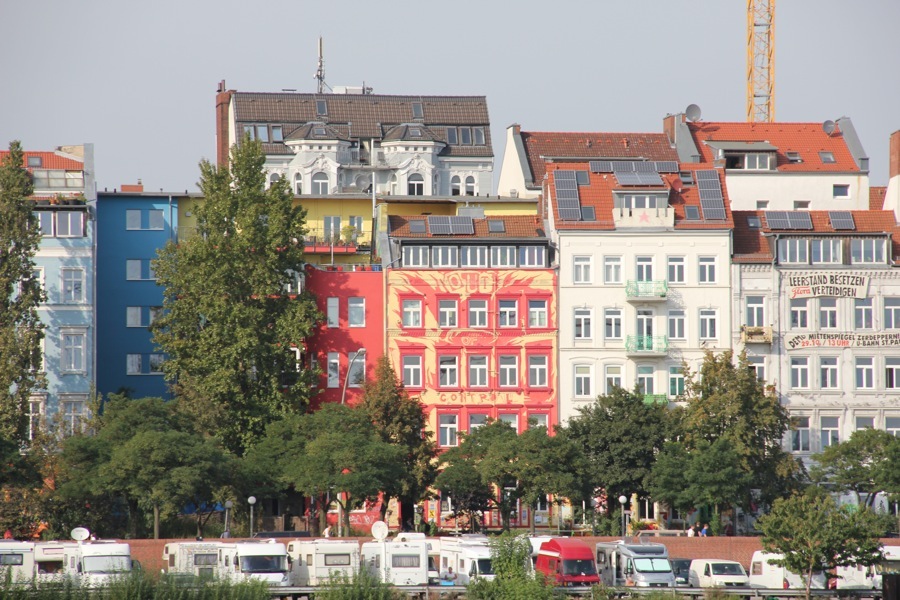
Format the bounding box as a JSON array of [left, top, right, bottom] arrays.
[[618, 495, 628, 538], [248, 496, 257, 537]]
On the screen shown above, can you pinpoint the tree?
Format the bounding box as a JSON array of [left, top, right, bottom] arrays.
[[360, 355, 437, 530], [0, 140, 46, 445], [681, 350, 802, 506], [810, 428, 899, 509], [0, 435, 43, 537], [756, 491, 884, 600], [433, 459, 493, 533], [564, 387, 669, 514], [152, 137, 321, 455], [467, 532, 562, 600]]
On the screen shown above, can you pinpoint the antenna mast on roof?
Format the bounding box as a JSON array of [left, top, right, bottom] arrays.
[[314, 36, 331, 94], [747, 0, 775, 122]]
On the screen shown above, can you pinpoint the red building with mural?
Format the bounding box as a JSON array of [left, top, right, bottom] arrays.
[[384, 214, 558, 529]]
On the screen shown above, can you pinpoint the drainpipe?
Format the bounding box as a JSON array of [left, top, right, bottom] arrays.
[[772, 234, 783, 421]]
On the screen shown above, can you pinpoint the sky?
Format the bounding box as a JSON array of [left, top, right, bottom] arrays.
[[2, 0, 898, 193]]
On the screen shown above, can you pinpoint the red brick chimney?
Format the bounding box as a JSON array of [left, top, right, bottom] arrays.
[[890, 130, 900, 179], [121, 182, 144, 193], [216, 80, 235, 167]]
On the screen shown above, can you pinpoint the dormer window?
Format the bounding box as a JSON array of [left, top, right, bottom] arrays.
[[316, 100, 327, 116], [459, 127, 472, 145], [313, 127, 326, 136], [446, 128, 458, 145], [819, 151, 836, 164], [411, 102, 423, 119], [271, 126, 283, 142], [473, 127, 485, 145], [409, 128, 421, 138], [725, 152, 773, 170], [27, 156, 42, 167]]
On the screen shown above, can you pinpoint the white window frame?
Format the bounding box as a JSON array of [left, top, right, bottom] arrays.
[[60, 268, 84, 303], [791, 356, 810, 389], [528, 355, 548, 387], [574, 364, 593, 398], [820, 356, 839, 389], [854, 298, 873, 329], [312, 172, 329, 195], [821, 416, 840, 448], [61, 396, 86, 437], [667, 256, 685, 284], [56, 211, 84, 237], [604, 256, 622, 284], [811, 239, 841, 264], [884, 298, 900, 329], [468, 299, 487, 328], [746, 296, 765, 327], [887, 357, 900, 390], [528, 299, 548, 328], [604, 365, 622, 393], [438, 300, 458, 328], [432, 246, 458, 268], [402, 299, 422, 328], [439, 355, 459, 388], [519, 246, 545, 267], [778, 239, 808, 264], [573, 256, 592, 284], [468, 355, 488, 388], [792, 416, 810, 452], [402, 355, 422, 387], [668, 366, 684, 398], [460, 246, 487, 267], [851, 239, 885, 264], [403, 246, 429, 267], [699, 308, 717, 340], [747, 356, 766, 382], [61, 330, 86, 373], [635, 256, 654, 282], [819, 298, 838, 329], [347, 350, 365, 388], [498, 299, 517, 328], [605, 308, 623, 339], [668, 309, 685, 340], [698, 256, 717, 284], [637, 365, 655, 395], [574, 308, 592, 340], [348, 297, 365, 327], [498, 355, 518, 387], [855, 356, 874, 389], [439, 414, 458, 447], [326, 297, 339, 328], [790, 298, 809, 329], [491, 246, 517, 267]]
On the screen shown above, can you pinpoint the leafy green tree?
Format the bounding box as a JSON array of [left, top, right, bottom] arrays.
[[0, 140, 46, 445], [564, 387, 669, 514], [361, 355, 437, 530], [810, 428, 899, 509], [434, 459, 493, 533], [0, 435, 43, 537], [757, 491, 884, 600], [647, 442, 695, 517], [467, 532, 562, 599], [152, 137, 320, 455], [681, 350, 802, 506]]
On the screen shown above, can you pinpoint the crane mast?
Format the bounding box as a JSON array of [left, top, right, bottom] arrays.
[[747, 0, 775, 122]]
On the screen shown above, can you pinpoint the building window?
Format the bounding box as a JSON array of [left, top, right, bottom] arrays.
[[125, 259, 155, 281], [294, 173, 303, 194], [833, 184, 850, 198], [856, 416, 874, 430], [574, 308, 592, 340], [820, 356, 839, 389], [745, 296, 765, 327], [327, 353, 339, 388], [126, 306, 149, 328], [402, 299, 422, 328], [56, 212, 84, 237], [36, 212, 53, 236], [499, 355, 518, 387], [439, 356, 459, 387], [348, 297, 365, 327], [851, 239, 885, 264], [669, 366, 684, 397], [439, 414, 458, 447], [126, 209, 141, 229], [322, 215, 341, 242], [792, 416, 810, 452], [811, 239, 841, 264], [528, 299, 548, 328], [887, 357, 900, 389], [450, 176, 461, 196], [465, 176, 476, 196], [528, 355, 548, 387], [468, 355, 488, 387], [459, 127, 472, 145], [667, 309, 685, 339], [778, 239, 808, 264], [438, 300, 458, 328], [61, 332, 85, 372], [790, 299, 809, 329], [498, 299, 517, 328], [794, 200, 810, 210], [635, 256, 653, 281], [667, 256, 685, 284], [311, 172, 329, 195], [856, 356, 874, 389], [407, 173, 424, 196], [460, 246, 487, 267], [469, 413, 488, 431], [698, 257, 716, 284], [604, 256, 622, 284], [62, 399, 85, 437], [791, 356, 809, 389], [637, 365, 654, 395], [747, 356, 766, 382], [149, 354, 164, 373], [699, 309, 717, 340], [821, 417, 840, 448], [491, 246, 516, 267], [887, 417, 900, 437], [819, 298, 838, 329], [468, 299, 487, 328], [127, 354, 142, 374], [605, 308, 622, 339], [605, 365, 622, 393], [854, 298, 873, 329], [573, 256, 592, 284], [519, 246, 545, 267], [403, 246, 429, 267], [498, 413, 518, 432], [326, 297, 339, 327], [27, 398, 43, 441], [574, 365, 592, 398], [529, 413, 549, 429], [884, 298, 900, 329], [432, 246, 458, 267], [147, 209, 164, 230], [61, 268, 84, 303], [402, 355, 422, 387]]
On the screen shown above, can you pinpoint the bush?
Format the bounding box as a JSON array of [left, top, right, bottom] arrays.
[[314, 570, 405, 600]]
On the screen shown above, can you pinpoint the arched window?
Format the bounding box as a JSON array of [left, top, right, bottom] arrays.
[[408, 173, 424, 196], [451, 176, 461, 196], [390, 175, 398, 195], [465, 176, 476, 196], [311, 172, 329, 195], [294, 173, 303, 195], [268, 173, 281, 188]]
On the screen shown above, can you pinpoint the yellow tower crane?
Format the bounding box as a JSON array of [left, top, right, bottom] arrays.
[[747, 0, 775, 122]]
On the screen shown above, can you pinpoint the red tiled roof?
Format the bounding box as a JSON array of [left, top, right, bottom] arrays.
[[388, 214, 545, 239], [0, 150, 83, 171], [732, 210, 900, 263], [870, 186, 887, 211], [545, 162, 733, 231], [687, 122, 859, 173], [520, 131, 677, 187]]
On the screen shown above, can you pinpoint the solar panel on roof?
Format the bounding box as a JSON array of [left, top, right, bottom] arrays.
[[558, 197, 580, 209], [555, 179, 578, 191], [589, 161, 612, 173], [408, 220, 426, 234], [555, 170, 577, 181], [428, 216, 452, 235], [700, 201, 726, 220], [612, 161, 635, 172], [614, 172, 643, 185], [633, 162, 657, 172], [558, 208, 582, 221], [556, 188, 580, 201], [695, 170, 719, 180], [698, 179, 721, 190], [654, 161, 679, 173], [829, 211, 855, 230], [449, 216, 474, 234], [764, 211, 791, 229], [635, 171, 663, 185], [487, 220, 505, 233], [787, 211, 813, 230]]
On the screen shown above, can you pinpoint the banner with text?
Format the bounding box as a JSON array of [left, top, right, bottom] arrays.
[[785, 332, 900, 350], [786, 272, 869, 299]]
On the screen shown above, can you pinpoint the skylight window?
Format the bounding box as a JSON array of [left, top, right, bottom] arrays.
[[411, 102, 423, 119], [575, 171, 590, 186], [747, 216, 761, 229], [487, 220, 505, 233], [409, 220, 426, 234], [581, 206, 596, 221], [785, 151, 802, 163], [409, 128, 422, 138], [819, 151, 836, 164], [684, 206, 701, 221], [313, 127, 326, 136], [27, 156, 42, 167], [316, 99, 327, 116]]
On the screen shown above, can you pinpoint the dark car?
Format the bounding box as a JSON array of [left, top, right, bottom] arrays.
[[671, 558, 691, 587]]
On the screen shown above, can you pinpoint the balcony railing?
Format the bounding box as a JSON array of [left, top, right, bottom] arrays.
[[740, 325, 773, 344], [643, 394, 668, 406], [625, 280, 668, 301], [625, 335, 669, 355]]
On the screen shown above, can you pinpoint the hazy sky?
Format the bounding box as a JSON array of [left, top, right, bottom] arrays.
[[2, 1, 898, 192]]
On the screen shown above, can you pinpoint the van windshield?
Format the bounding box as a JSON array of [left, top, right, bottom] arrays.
[[240, 555, 287, 573], [83, 555, 132, 573], [711, 563, 745, 576], [562, 559, 597, 576], [476, 558, 494, 575], [634, 558, 672, 573]]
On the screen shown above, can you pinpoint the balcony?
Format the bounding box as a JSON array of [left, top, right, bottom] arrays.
[[740, 325, 773, 344], [643, 394, 668, 406], [625, 280, 668, 302], [625, 335, 669, 356]]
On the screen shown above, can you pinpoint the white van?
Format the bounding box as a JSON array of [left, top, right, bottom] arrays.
[[749, 551, 826, 589], [836, 545, 900, 590], [286, 539, 360, 586], [688, 559, 749, 588]]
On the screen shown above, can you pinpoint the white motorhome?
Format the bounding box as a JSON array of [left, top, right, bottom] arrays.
[[34, 541, 75, 582], [162, 541, 221, 578], [286, 538, 360, 586], [836, 545, 900, 590], [360, 523, 428, 586], [596, 540, 674, 588], [749, 551, 826, 589], [424, 535, 441, 584], [439, 534, 495, 585], [63, 540, 134, 586], [217, 539, 290, 587], [688, 559, 749, 588], [0, 541, 35, 584]]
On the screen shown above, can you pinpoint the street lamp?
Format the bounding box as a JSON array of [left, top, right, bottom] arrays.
[[618, 495, 628, 538], [223, 500, 233, 538], [248, 496, 257, 537], [340, 348, 366, 404]]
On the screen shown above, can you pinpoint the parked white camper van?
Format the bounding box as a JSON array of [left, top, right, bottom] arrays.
[[596, 540, 675, 588], [360, 522, 428, 586], [439, 534, 495, 584], [217, 539, 290, 587], [63, 540, 134, 586], [0, 541, 35, 584], [836, 545, 900, 590], [749, 551, 826, 589], [162, 541, 221, 578], [286, 538, 360, 586]]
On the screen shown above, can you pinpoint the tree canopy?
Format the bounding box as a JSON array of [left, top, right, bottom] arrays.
[[809, 428, 899, 509]]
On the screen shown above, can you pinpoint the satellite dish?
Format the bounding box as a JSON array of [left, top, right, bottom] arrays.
[[685, 104, 702, 122], [371, 521, 389, 541], [71, 527, 90, 542], [823, 120, 836, 135]]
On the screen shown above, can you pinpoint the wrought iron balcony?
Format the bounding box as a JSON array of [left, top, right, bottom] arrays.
[[625, 335, 669, 356], [643, 394, 668, 406], [625, 280, 668, 301]]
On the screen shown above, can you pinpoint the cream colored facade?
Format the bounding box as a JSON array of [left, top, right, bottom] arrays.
[[722, 172, 869, 211]]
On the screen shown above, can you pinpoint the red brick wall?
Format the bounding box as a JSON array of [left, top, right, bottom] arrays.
[[890, 130, 900, 180]]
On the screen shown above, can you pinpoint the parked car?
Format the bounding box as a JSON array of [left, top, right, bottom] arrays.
[[671, 558, 691, 586], [688, 559, 750, 588]]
